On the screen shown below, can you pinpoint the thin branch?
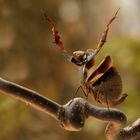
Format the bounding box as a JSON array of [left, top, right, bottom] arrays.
[[0, 77, 60, 120], [0, 77, 140, 139], [116, 118, 140, 140]]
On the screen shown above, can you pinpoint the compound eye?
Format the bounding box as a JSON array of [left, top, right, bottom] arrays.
[[83, 54, 87, 62]]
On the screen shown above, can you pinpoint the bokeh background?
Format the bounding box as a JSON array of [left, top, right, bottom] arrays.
[[0, 0, 140, 140]]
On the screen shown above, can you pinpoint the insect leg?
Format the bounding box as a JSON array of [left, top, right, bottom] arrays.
[[96, 81, 103, 103], [96, 81, 110, 111], [41, 10, 74, 63], [105, 88, 110, 112], [94, 8, 120, 55], [69, 85, 87, 105], [80, 86, 88, 98], [73, 86, 82, 98], [68, 86, 81, 105], [74, 84, 90, 100]]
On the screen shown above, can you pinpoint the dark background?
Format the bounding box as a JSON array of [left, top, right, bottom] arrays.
[[0, 0, 140, 140]]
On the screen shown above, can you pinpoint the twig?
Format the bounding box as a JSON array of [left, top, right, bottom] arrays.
[[0, 77, 140, 139], [0, 77, 60, 120]]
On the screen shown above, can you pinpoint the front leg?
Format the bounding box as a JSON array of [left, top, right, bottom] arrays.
[[95, 8, 120, 55], [43, 11, 76, 64]]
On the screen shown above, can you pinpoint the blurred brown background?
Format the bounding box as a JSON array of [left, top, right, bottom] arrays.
[[0, 0, 140, 140]]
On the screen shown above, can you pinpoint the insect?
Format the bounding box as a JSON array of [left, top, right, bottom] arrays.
[[43, 9, 127, 107]]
